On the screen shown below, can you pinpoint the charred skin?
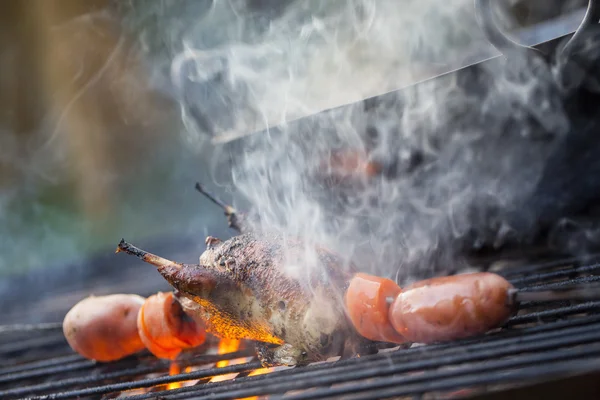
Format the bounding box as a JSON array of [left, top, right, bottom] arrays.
[[117, 235, 369, 366]]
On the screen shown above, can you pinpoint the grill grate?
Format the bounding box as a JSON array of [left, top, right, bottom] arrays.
[[2, 258, 600, 399]]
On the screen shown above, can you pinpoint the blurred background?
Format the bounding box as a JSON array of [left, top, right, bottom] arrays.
[[0, 0, 588, 280]]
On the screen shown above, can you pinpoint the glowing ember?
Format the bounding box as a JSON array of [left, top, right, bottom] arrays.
[[166, 362, 182, 390], [210, 338, 242, 383]]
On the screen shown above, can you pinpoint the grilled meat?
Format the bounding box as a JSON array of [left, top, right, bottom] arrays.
[[116, 234, 371, 366]]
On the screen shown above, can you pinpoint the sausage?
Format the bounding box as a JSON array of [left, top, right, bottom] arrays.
[[62, 294, 146, 362], [388, 272, 515, 343], [318, 149, 382, 185], [137, 292, 207, 360], [345, 273, 405, 344]]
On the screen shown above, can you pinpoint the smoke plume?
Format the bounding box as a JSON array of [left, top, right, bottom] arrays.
[[162, 0, 597, 282]]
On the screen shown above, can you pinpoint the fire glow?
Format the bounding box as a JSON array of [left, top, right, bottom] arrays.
[[155, 338, 276, 399], [164, 363, 195, 390], [209, 338, 243, 383]]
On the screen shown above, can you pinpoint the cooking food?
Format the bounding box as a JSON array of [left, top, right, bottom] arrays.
[[62, 294, 146, 362], [388, 272, 515, 343], [116, 234, 371, 367], [344, 273, 404, 344], [137, 292, 207, 360], [318, 149, 382, 185]]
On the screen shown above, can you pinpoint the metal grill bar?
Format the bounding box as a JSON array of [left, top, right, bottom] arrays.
[[0, 335, 66, 356], [0, 354, 82, 376], [500, 256, 600, 278], [505, 301, 600, 326], [337, 358, 600, 400], [0, 323, 62, 335], [183, 322, 600, 400], [286, 345, 600, 400], [0, 350, 256, 398], [508, 263, 600, 286], [0, 359, 96, 385], [0, 348, 253, 386], [4, 297, 600, 398], [2, 255, 600, 399], [520, 275, 600, 291], [120, 316, 600, 400], [21, 361, 262, 400]]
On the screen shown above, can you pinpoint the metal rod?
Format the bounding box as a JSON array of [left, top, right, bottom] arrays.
[[508, 277, 600, 305], [0, 350, 255, 395], [134, 324, 600, 400], [3, 255, 600, 399], [0, 323, 63, 334], [505, 301, 600, 326], [508, 262, 600, 286], [500, 254, 600, 278], [0, 335, 67, 355], [195, 182, 237, 216], [6, 314, 600, 399], [109, 319, 600, 400], [195, 182, 244, 233], [312, 353, 600, 400]]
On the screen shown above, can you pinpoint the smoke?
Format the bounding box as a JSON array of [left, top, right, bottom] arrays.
[[2, 0, 587, 287], [165, 0, 586, 282]]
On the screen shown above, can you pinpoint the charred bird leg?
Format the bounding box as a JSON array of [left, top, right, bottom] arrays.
[[116, 239, 181, 270], [116, 239, 221, 300], [195, 182, 244, 233]]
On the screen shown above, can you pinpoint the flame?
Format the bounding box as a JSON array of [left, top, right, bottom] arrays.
[[167, 362, 182, 390], [207, 339, 276, 400], [240, 368, 275, 400], [247, 367, 273, 377], [210, 338, 242, 383]]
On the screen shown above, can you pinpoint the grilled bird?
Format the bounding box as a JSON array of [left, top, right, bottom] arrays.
[[116, 234, 371, 366]]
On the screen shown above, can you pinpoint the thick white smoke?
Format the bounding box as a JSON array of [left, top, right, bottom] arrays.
[[167, 0, 581, 282]]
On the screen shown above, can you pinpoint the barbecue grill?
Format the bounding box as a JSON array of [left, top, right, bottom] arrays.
[[3, 2, 600, 400], [3, 255, 600, 399]]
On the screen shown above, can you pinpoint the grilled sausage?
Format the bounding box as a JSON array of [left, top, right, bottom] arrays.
[[318, 149, 382, 185], [63, 294, 146, 362], [345, 273, 405, 343], [137, 292, 207, 360], [388, 272, 515, 343]]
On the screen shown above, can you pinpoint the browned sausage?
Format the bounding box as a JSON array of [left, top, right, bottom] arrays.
[[388, 273, 515, 343], [344, 273, 405, 343], [137, 292, 207, 360], [63, 294, 146, 361]]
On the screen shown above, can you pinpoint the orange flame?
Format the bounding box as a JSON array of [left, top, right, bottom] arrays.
[[210, 338, 242, 383], [166, 362, 182, 390], [241, 367, 275, 400], [247, 367, 273, 377]]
